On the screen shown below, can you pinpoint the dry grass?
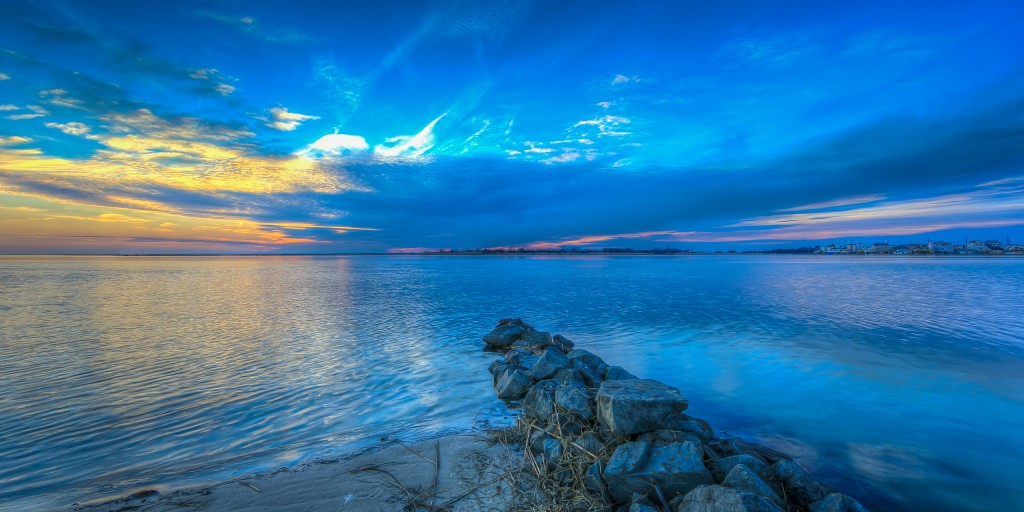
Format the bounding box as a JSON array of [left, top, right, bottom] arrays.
[[487, 417, 622, 512]]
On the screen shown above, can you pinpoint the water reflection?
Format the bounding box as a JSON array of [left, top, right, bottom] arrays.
[[0, 255, 1022, 511]]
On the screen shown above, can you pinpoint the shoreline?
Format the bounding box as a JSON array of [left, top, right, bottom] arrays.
[[75, 318, 872, 512], [72, 431, 524, 512]]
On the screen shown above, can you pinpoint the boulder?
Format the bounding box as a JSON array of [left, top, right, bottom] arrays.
[[492, 364, 525, 387], [548, 412, 584, 436], [532, 349, 571, 380], [629, 493, 660, 512], [809, 493, 870, 512], [722, 465, 783, 506], [504, 349, 533, 364], [552, 334, 576, 352], [541, 438, 563, 469], [520, 330, 554, 349], [497, 317, 532, 328], [771, 460, 828, 508], [674, 419, 714, 444], [596, 379, 689, 435], [574, 431, 604, 455], [553, 368, 587, 387], [603, 430, 712, 503], [676, 485, 784, 512], [603, 365, 639, 380], [567, 349, 606, 370], [529, 428, 553, 454], [712, 455, 773, 484], [573, 359, 601, 388], [583, 461, 607, 497], [487, 359, 502, 376], [712, 437, 791, 465], [483, 324, 526, 348], [522, 380, 559, 421], [555, 382, 596, 420], [494, 367, 533, 400]]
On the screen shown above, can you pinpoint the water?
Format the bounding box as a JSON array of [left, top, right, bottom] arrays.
[[0, 255, 1022, 511]]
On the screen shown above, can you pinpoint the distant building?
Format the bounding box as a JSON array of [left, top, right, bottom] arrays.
[[868, 242, 892, 254], [929, 241, 953, 254], [967, 240, 990, 253]]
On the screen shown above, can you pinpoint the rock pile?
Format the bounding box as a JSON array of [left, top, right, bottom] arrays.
[[484, 319, 869, 512]]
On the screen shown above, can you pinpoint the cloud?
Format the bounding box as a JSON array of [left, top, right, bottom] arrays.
[[0, 136, 32, 146], [214, 84, 235, 96], [373, 113, 447, 160], [0, 72, 9, 80], [775, 195, 887, 212], [612, 74, 639, 85], [0, 105, 19, 111], [265, 106, 319, 131], [45, 121, 92, 137], [716, 32, 818, 67], [6, 105, 49, 120], [301, 133, 370, 156], [195, 12, 314, 46]]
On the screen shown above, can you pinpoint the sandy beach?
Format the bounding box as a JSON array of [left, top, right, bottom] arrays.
[[74, 433, 522, 512]]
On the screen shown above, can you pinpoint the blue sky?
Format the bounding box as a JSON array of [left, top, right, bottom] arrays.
[[0, 0, 1022, 253]]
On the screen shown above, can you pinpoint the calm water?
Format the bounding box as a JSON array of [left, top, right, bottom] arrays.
[[0, 255, 1022, 511]]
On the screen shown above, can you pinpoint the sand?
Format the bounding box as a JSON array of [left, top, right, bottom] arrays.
[[73, 433, 523, 512]]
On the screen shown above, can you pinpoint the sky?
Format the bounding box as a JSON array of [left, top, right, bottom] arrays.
[[0, 0, 1022, 254]]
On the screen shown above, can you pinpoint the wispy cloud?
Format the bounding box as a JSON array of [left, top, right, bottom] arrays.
[[6, 105, 49, 120], [264, 107, 319, 131], [45, 121, 93, 137], [195, 12, 314, 46], [716, 32, 818, 67], [0, 72, 9, 80]]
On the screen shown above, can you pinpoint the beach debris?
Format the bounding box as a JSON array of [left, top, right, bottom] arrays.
[[481, 318, 871, 511]]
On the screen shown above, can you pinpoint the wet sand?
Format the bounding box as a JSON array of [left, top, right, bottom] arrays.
[[73, 433, 521, 512]]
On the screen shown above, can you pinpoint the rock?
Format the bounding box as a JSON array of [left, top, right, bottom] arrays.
[[712, 437, 792, 465], [603, 430, 712, 503], [522, 380, 559, 421], [483, 324, 526, 348], [491, 364, 524, 387], [567, 349, 606, 369], [497, 317, 532, 328], [677, 485, 784, 512], [583, 461, 607, 496], [771, 460, 828, 508], [712, 455, 773, 484], [596, 379, 689, 435], [575, 431, 604, 455], [809, 493, 870, 512], [541, 438, 563, 469], [529, 428, 553, 454], [552, 334, 576, 352], [674, 419, 714, 444], [573, 359, 601, 388], [487, 360, 502, 376], [603, 365, 639, 380], [554, 368, 586, 387], [504, 349, 532, 364], [555, 382, 596, 420], [531, 348, 571, 380], [548, 412, 584, 436], [520, 330, 554, 349], [629, 493, 659, 512], [723, 464, 783, 506], [495, 367, 533, 400]]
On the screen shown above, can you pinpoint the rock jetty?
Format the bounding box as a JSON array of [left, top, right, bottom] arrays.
[[484, 318, 869, 512]]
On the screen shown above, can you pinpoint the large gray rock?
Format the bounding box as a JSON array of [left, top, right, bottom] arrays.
[[809, 493, 870, 512], [531, 348, 571, 380], [583, 460, 607, 497], [522, 380, 559, 420], [520, 330, 554, 349], [597, 379, 689, 435], [629, 493, 660, 512], [712, 437, 791, 465], [494, 367, 532, 400], [603, 430, 712, 503], [722, 465, 783, 506], [677, 485, 784, 512], [674, 419, 714, 444], [503, 348, 532, 364], [555, 382, 596, 420], [712, 455, 773, 484], [573, 359, 601, 388], [567, 349, 606, 370], [541, 438, 563, 469], [483, 324, 526, 348], [552, 334, 575, 352], [603, 365, 639, 380], [574, 431, 604, 455], [771, 460, 828, 508]]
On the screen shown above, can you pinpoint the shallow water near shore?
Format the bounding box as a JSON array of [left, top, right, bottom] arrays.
[[1, 255, 1022, 511]]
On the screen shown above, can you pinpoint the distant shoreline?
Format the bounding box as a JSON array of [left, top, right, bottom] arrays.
[[1, 252, 1021, 257]]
